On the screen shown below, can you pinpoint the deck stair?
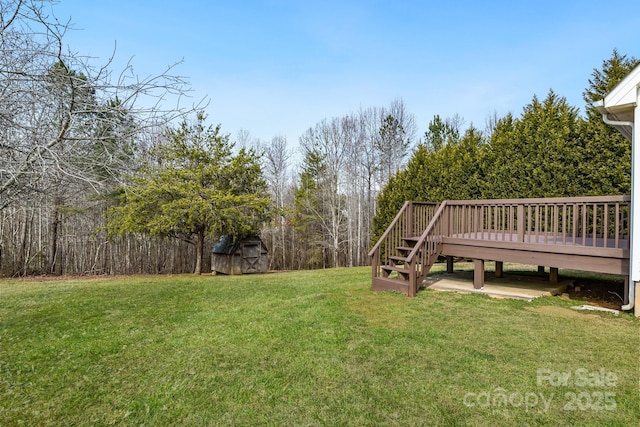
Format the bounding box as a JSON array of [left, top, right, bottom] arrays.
[[370, 202, 446, 296]]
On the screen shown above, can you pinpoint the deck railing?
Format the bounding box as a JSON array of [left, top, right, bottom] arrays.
[[368, 201, 438, 279], [404, 201, 448, 295], [446, 196, 630, 249], [370, 196, 630, 290]]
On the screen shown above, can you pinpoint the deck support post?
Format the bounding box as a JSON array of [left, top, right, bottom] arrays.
[[473, 259, 484, 289], [408, 259, 417, 297], [372, 256, 378, 280], [446, 256, 454, 273], [537, 266, 545, 275], [495, 261, 503, 278], [549, 268, 558, 285]]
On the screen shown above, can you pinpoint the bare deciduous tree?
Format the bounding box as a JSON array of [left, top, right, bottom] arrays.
[[0, 0, 200, 276], [0, 0, 197, 210], [375, 98, 417, 184], [260, 135, 291, 269]]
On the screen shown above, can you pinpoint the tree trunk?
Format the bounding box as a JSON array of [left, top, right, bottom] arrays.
[[48, 204, 60, 274], [280, 214, 286, 270], [194, 229, 204, 274]]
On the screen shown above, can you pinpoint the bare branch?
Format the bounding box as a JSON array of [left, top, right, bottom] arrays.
[[0, 0, 23, 34], [0, 0, 200, 210]]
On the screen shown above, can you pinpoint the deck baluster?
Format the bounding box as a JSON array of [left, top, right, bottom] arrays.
[[592, 203, 597, 247], [604, 203, 609, 248], [615, 203, 620, 248], [564, 204, 568, 244]]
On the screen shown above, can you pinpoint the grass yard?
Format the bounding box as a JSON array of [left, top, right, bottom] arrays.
[[0, 265, 638, 426]]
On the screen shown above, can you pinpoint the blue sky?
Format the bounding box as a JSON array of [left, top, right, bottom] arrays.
[[54, 0, 640, 146]]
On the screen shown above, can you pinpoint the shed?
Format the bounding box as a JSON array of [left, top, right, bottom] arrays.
[[211, 235, 268, 275]]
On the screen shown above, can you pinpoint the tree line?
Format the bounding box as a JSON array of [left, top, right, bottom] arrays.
[[263, 50, 638, 270], [0, 1, 637, 276], [0, 0, 199, 275], [259, 99, 416, 271], [372, 51, 638, 242]]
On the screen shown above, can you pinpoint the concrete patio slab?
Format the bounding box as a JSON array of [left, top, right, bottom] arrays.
[[423, 271, 569, 301]]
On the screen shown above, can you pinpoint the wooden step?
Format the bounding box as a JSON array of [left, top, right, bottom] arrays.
[[381, 265, 412, 281], [381, 265, 410, 274], [396, 246, 416, 254], [372, 276, 410, 295], [389, 255, 409, 263]]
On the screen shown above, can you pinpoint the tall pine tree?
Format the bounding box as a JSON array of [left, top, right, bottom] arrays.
[[484, 91, 582, 198], [580, 49, 639, 195]]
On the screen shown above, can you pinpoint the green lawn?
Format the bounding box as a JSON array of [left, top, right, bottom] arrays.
[[0, 266, 638, 426]]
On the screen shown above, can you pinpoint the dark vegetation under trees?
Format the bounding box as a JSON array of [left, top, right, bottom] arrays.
[[0, 0, 636, 275]]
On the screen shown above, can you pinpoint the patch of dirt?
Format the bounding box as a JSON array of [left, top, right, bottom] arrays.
[[563, 277, 626, 310]]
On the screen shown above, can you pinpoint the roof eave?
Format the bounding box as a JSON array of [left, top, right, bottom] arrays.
[[605, 64, 640, 106]]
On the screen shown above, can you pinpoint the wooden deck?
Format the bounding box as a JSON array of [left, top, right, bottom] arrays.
[[370, 196, 631, 304]]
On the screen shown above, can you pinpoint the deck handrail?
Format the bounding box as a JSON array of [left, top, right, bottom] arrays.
[[370, 196, 630, 259], [368, 201, 410, 258], [368, 201, 438, 258], [445, 195, 630, 205], [406, 201, 448, 261], [444, 195, 630, 249]]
